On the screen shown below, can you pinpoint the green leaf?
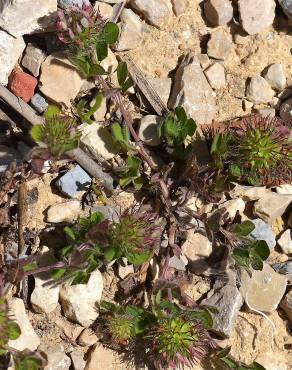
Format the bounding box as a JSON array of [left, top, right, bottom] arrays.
[[8, 322, 21, 340], [133, 177, 143, 190], [119, 176, 132, 188], [111, 122, 125, 142], [117, 62, 128, 87], [60, 245, 74, 257], [30, 125, 44, 142], [175, 106, 187, 123], [96, 41, 108, 62], [251, 362, 266, 370], [185, 118, 197, 136], [251, 240, 270, 261], [22, 261, 38, 273], [231, 221, 255, 237], [126, 250, 152, 265], [104, 246, 118, 261], [71, 271, 90, 285], [187, 309, 213, 329], [44, 105, 60, 119], [121, 77, 134, 92], [64, 226, 76, 242], [230, 164, 242, 178], [101, 22, 119, 44], [250, 255, 263, 271], [14, 356, 43, 370], [232, 248, 250, 270], [89, 64, 106, 76], [51, 268, 66, 279]]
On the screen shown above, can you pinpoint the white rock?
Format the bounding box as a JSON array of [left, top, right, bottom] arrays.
[[240, 263, 287, 313], [39, 344, 71, 370], [254, 193, 292, 223], [131, 0, 173, 28], [138, 115, 162, 146], [207, 29, 233, 60], [182, 231, 212, 262], [246, 76, 275, 104], [263, 63, 286, 90], [30, 247, 60, 314], [238, 0, 276, 35], [46, 200, 81, 223], [21, 43, 45, 77], [278, 229, 292, 254], [78, 328, 99, 346], [280, 97, 292, 120], [59, 270, 103, 327], [256, 351, 288, 370], [171, 0, 186, 15], [197, 54, 211, 70], [229, 184, 269, 201], [169, 56, 216, 124], [100, 49, 118, 74], [94, 1, 113, 19], [8, 298, 40, 351], [118, 264, 134, 279], [217, 198, 245, 220], [276, 184, 292, 195], [116, 9, 143, 51], [147, 77, 172, 106], [71, 351, 86, 370], [39, 52, 85, 107], [0, 0, 57, 37], [204, 0, 233, 26], [0, 31, 25, 85], [256, 107, 275, 117], [204, 62, 226, 89], [80, 123, 119, 160]]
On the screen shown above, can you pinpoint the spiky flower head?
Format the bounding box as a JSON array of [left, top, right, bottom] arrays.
[[109, 210, 162, 265], [30, 113, 81, 158], [148, 312, 210, 369], [107, 313, 136, 345], [209, 115, 292, 186]]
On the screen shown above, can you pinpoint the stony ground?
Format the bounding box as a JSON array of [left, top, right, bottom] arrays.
[[0, 0, 292, 370]]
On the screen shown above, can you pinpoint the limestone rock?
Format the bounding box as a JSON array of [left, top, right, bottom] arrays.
[[59, 269, 103, 327], [131, 0, 172, 28], [256, 107, 275, 118], [58, 0, 90, 8], [229, 184, 269, 201], [276, 184, 292, 195], [263, 63, 286, 90], [204, 0, 233, 26], [138, 115, 162, 146], [202, 281, 243, 337], [277, 229, 292, 254], [169, 56, 216, 124], [238, 0, 276, 35], [78, 328, 99, 346], [46, 200, 82, 223], [116, 9, 143, 51], [22, 43, 45, 77], [39, 52, 85, 107], [280, 97, 292, 120], [250, 219, 276, 251], [255, 351, 289, 370], [71, 351, 86, 370], [197, 54, 211, 70], [0, 31, 25, 85], [280, 290, 292, 323], [254, 193, 292, 223], [207, 29, 233, 60], [217, 198, 245, 220], [80, 122, 119, 160], [147, 77, 172, 106], [171, 0, 186, 15], [204, 62, 226, 89], [182, 231, 212, 263], [39, 344, 71, 370], [100, 49, 118, 74], [94, 2, 113, 19], [8, 298, 40, 351], [240, 263, 287, 312], [246, 76, 275, 104], [0, 0, 57, 37]]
